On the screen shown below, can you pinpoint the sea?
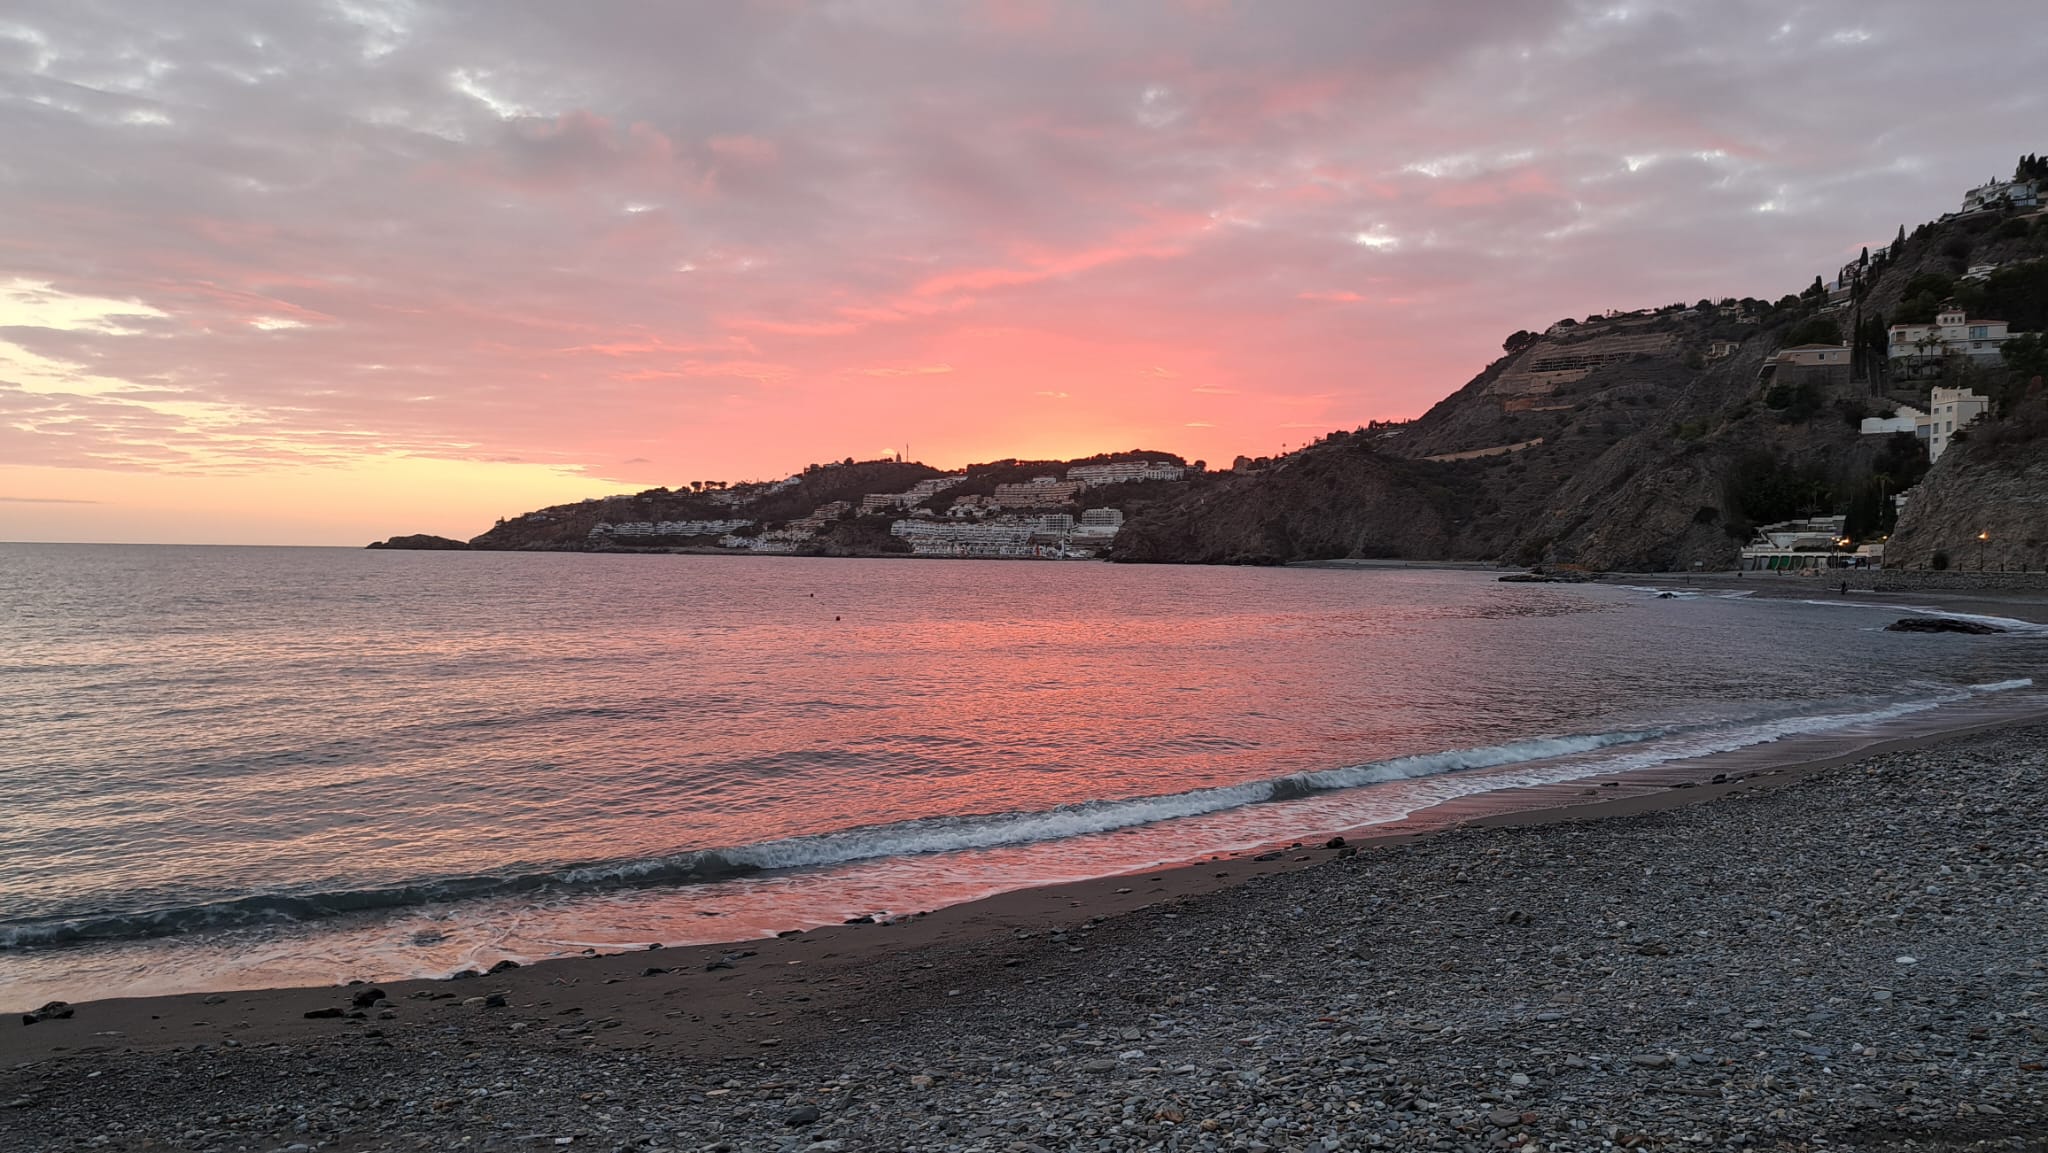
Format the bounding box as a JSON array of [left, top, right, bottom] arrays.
[[2, 543, 2043, 1009]]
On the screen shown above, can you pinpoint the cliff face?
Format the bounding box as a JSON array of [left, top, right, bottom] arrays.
[[1111, 444, 1481, 564], [1885, 402, 2048, 571]]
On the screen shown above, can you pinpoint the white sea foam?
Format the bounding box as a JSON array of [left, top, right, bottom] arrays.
[[1970, 677, 2034, 692]]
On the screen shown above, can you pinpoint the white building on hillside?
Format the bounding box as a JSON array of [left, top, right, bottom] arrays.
[[1066, 460, 1185, 486], [1855, 387, 1989, 463], [1961, 178, 2040, 214], [992, 478, 1084, 508], [1859, 405, 1927, 436], [1925, 387, 1991, 463], [1888, 306, 2012, 366]]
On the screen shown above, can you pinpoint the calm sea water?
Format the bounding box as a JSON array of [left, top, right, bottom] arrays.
[[2, 544, 2042, 1007]]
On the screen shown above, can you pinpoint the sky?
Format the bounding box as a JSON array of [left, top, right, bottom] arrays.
[[1, 1, 2043, 545]]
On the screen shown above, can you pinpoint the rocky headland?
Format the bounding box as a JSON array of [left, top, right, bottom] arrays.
[[364, 534, 470, 551]]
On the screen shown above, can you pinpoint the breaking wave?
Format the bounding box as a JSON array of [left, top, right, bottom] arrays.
[[2, 681, 2035, 951]]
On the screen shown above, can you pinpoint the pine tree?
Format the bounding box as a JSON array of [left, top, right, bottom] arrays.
[[1895, 224, 1907, 251]]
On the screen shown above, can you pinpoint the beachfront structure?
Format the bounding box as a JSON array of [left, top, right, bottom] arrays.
[[889, 513, 1100, 558], [1738, 515, 1868, 572], [593, 519, 753, 538], [1066, 460, 1186, 486], [1925, 387, 1991, 463], [1074, 508, 1124, 542], [1888, 306, 2012, 375], [992, 478, 1084, 508]]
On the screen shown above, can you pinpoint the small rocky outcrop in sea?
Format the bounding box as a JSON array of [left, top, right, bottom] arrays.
[[1884, 617, 2005, 634], [366, 534, 471, 550], [1498, 567, 1598, 584]]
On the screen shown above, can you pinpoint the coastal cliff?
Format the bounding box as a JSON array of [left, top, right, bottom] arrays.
[[1884, 394, 2048, 570], [366, 534, 469, 550], [1114, 190, 2048, 570]]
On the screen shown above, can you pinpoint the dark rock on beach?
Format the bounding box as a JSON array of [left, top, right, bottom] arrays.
[[19, 1001, 72, 1025], [1886, 616, 2005, 634]]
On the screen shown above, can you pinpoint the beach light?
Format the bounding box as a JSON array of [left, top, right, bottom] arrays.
[[1978, 530, 1990, 570]]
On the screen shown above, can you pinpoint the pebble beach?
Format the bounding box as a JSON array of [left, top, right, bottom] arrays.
[[5, 720, 2046, 1153]]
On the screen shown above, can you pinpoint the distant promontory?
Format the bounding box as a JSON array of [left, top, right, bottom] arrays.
[[366, 534, 471, 551]]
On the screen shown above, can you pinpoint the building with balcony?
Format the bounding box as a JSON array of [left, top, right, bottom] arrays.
[[1888, 306, 2012, 378]]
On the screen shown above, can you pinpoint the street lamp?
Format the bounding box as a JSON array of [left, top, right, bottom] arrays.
[[1978, 530, 1990, 571]]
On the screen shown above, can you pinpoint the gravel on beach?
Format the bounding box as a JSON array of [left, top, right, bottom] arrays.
[[5, 724, 2046, 1153]]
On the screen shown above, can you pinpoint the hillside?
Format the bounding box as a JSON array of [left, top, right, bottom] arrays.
[[429, 158, 2048, 572], [1114, 162, 2048, 570], [1885, 392, 2048, 571], [462, 451, 1208, 554]]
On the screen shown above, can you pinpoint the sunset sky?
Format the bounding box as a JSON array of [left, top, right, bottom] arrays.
[[2, 1, 2043, 545]]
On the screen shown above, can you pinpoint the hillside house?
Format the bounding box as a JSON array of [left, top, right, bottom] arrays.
[[1961, 178, 2040, 214], [1888, 306, 2011, 375]]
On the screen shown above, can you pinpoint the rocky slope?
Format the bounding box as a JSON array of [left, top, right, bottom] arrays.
[[1885, 395, 2048, 571], [1115, 194, 2048, 571]]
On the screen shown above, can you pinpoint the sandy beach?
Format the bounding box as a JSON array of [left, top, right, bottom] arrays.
[[5, 709, 2045, 1152]]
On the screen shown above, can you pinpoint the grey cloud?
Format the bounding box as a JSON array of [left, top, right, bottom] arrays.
[[0, 0, 2042, 478]]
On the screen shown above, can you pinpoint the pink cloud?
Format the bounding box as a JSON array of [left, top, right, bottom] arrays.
[[3, 0, 2041, 543]]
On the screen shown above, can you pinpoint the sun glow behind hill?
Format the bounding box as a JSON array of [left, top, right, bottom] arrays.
[[2, 4, 2043, 542]]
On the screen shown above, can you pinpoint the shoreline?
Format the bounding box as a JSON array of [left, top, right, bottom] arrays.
[[7, 706, 2044, 1150], [5, 713, 2045, 1149], [8, 694, 2041, 1062]]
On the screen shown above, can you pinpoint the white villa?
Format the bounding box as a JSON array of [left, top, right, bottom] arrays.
[[1960, 177, 2040, 214], [1888, 306, 2012, 365]]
